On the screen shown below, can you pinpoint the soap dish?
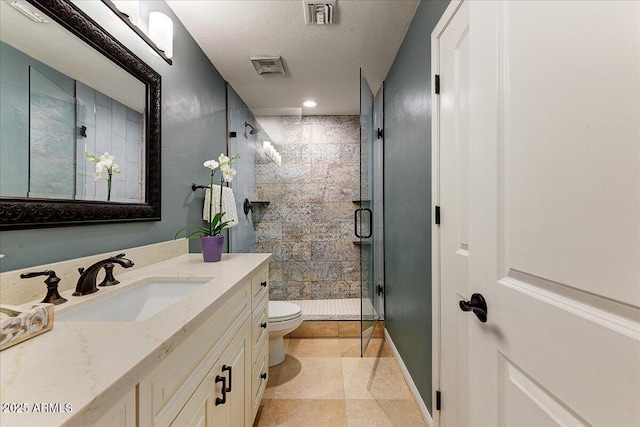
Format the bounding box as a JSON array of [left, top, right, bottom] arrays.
[[0, 303, 54, 351]]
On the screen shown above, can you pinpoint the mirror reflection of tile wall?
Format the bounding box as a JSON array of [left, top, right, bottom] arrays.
[[75, 82, 144, 203], [28, 66, 76, 199]]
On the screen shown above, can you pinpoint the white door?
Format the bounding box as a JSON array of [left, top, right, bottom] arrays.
[[433, 1, 471, 426], [435, 1, 640, 425]]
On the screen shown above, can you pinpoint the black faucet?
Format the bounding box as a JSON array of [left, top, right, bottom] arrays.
[[73, 253, 134, 296], [20, 270, 67, 305]]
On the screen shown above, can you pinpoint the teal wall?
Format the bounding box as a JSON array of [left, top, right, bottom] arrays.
[[383, 0, 450, 413], [0, 1, 228, 271]]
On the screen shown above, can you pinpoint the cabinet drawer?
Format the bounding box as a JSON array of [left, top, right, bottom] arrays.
[[252, 297, 269, 363], [251, 342, 269, 420], [251, 264, 269, 309]]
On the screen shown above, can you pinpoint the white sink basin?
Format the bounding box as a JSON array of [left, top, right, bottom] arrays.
[[56, 277, 212, 322]]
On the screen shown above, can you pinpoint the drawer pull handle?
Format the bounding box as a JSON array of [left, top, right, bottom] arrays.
[[260, 281, 267, 287], [260, 372, 267, 380], [260, 322, 267, 329], [222, 364, 232, 392], [215, 375, 227, 405]]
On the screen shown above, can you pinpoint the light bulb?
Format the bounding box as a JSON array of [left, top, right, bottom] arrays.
[[149, 11, 173, 59]]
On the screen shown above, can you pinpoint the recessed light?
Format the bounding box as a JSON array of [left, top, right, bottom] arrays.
[[302, 100, 318, 108]]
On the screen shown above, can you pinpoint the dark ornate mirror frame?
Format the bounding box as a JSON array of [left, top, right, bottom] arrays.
[[0, 0, 161, 230]]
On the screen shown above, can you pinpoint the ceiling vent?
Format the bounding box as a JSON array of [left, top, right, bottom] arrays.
[[303, 0, 336, 25], [250, 56, 285, 75]]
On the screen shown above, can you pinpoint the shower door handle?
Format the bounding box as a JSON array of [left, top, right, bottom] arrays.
[[354, 208, 373, 239]]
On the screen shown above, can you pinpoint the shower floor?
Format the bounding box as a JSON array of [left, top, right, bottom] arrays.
[[283, 298, 376, 321]]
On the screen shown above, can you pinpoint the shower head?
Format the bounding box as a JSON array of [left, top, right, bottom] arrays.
[[244, 122, 259, 135]]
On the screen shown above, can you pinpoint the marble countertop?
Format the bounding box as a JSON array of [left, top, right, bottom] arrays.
[[0, 253, 271, 427]]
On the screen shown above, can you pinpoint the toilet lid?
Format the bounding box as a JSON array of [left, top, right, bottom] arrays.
[[269, 301, 302, 322]]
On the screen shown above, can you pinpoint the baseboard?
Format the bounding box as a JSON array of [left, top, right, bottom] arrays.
[[384, 328, 433, 427]]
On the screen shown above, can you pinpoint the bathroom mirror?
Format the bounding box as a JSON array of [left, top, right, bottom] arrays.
[[0, 0, 161, 229]]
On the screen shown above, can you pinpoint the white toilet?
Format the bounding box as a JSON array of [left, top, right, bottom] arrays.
[[268, 301, 303, 366]]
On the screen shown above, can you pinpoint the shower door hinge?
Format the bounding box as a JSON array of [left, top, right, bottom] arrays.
[[377, 128, 384, 139], [436, 390, 441, 410], [435, 206, 441, 225], [434, 74, 440, 94], [377, 284, 384, 296]]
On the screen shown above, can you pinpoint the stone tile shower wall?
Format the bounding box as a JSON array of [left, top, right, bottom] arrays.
[[254, 116, 361, 300]]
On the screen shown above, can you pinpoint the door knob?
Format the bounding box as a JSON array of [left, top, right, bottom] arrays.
[[459, 293, 488, 323]]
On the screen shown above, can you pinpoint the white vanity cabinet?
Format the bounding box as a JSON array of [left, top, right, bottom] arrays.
[[137, 262, 269, 427], [0, 252, 274, 427]]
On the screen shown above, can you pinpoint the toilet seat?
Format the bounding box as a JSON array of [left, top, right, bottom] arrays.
[[269, 301, 302, 323]]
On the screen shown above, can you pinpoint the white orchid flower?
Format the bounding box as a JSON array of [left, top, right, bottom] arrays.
[[221, 165, 237, 182], [95, 162, 106, 179], [218, 153, 230, 166], [86, 151, 120, 200], [204, 159, 219, 170], [100, 152, 115, 167]]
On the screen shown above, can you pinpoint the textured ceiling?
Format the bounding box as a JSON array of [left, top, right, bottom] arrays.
[[166, 0, 420, 115]]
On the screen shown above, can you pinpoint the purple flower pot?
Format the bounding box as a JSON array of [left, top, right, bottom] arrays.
[[200, 235, 224, 262]]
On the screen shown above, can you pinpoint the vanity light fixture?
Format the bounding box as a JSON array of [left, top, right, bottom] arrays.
[[302, 100, 318, 108], [149, 11, 173, 60], [101, 0, 172, 65], [262, 141, 281, 166]]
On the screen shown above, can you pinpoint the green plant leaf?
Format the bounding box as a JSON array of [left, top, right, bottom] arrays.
[[174, 224, 211, 239]]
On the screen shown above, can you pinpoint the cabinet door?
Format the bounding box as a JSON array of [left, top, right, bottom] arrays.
[[217, 319, 252, 427], [94, 388, 136, 427], [171, 361, 222, 427]]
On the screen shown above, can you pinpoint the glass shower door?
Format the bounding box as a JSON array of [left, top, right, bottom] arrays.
[[29, 66, 76, 199], [359, 69, 380, 355]]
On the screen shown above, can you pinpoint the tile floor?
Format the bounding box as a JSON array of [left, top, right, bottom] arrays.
[[254, 338, 427, 427]]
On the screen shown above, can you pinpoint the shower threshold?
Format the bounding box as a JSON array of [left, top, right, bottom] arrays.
[[282, 298, 376, 321]]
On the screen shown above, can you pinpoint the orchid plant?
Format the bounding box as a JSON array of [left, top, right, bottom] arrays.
[[85, 152, 121, 201], [175, 153, 239, 239]]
